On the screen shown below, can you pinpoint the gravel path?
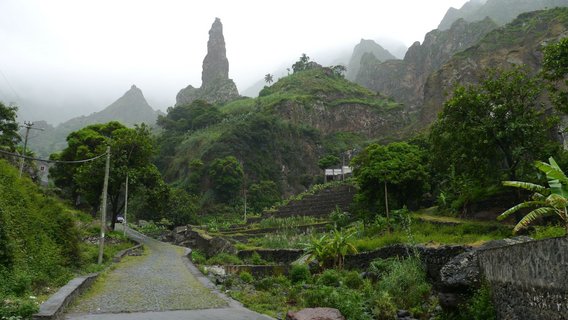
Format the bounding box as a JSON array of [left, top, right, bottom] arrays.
[[66, 227, 232, 316]]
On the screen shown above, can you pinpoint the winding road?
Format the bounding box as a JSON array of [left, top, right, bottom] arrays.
[[65, 227, 272, 320]]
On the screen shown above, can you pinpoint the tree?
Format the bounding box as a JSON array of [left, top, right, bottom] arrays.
[[318, 155, 340, 170], [264, 73, 274, 85], [499, 157, 568, 234], [331, 65, 347, 78], [430, 67, 558, 189], [542, 38, 568, 113], [248, 180, 281, 213], [157, 100, 222, 132], [0, 102, 20, 151], [351, 142, 429, 225], [208, 155, 244, 203], [292, 53, 311, 73], [50, 122, 162, 230]]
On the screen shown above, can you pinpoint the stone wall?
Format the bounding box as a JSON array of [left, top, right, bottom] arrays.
[[237, 249, 304, 264], [345, 244, 468, 285], [478, 237, 568, 320]]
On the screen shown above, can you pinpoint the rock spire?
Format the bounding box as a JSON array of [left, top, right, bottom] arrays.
[[176, 18, 239, 106]]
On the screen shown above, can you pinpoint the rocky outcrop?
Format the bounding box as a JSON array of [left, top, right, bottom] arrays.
[[438, 0, 568, 30], [173, 225, 236, 258], [346, 39, 396, 81], [419, 8, 568, 128], [355, 18, 497, 110], [438, 236, 533, 309], [286, 308, 345, 320], [176, 18, 239, 106]]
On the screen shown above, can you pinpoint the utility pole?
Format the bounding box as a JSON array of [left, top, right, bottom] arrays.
[[19, 121, 43, 178], [98, 146, 111, 265], [123, 174, 129, 237]]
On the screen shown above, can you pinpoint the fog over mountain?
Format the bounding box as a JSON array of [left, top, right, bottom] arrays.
[[0, 0, 469, 124]]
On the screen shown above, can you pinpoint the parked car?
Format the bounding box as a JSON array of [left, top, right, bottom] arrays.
[[116, 216, 124, 223]]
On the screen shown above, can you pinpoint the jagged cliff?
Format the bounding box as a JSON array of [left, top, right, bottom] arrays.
[[419, 8, 568, 128], [176, 18, 239, 106], [27, 85, 161, 156], [346, 39, 396, 81], [438, 0, 568, 30], [356, 17, 497, 109]]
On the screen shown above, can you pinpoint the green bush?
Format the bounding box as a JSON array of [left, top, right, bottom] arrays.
[[343, 271, 364, 290], [371, 291, 397, 320], [191, 250, 207, 264], [463, 284, 496, 320], [249, 252, 267, 265], [206, 253, 243, 265], [301, 285, 371, 320], [316, 269, 341, 287], [0, 296, 39, 319], [255, 275, 291, 291], [239, 271, 254, 284], [289, 264, 311, 284], [376, 257, 431, 312]]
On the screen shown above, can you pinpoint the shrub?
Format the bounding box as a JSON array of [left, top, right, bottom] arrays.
[[289, 264, 311, 284], [376, 257, 431, 312], [343, 271, 364, 290], [191, 250, 207, 264], [206, 253, 243, 265], [255, 275, 291, 291], [0, 296, 39, 319], [249, 252, 267, 265], [463, 284, 496, 320], [372, 291, 397, 320], [239, 271, 254, 284], [301, 286, 371, 320], [317, 269, 341, 287]]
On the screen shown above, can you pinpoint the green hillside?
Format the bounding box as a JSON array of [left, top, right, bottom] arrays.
[[0, 160, 82, 316], [156, 65, 404, 200]]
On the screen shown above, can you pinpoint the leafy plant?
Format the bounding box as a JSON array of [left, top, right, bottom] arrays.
[[289, 264, 311, 284], [302, 228, 358, 269], [499, 157, 568, 234]]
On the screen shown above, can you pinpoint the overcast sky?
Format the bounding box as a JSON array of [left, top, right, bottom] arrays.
[[0, 0, 469, 124]]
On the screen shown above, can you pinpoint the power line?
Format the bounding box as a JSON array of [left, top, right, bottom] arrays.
[[0, 148, 108, 164], [0, 66, 21, 102]]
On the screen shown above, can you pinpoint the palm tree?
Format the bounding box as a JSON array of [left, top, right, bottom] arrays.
[[498, 157, 568, 234], [264, 73, 274, 85]]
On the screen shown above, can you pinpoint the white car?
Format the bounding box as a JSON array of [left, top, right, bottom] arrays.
[[116, 216, 125, 223]]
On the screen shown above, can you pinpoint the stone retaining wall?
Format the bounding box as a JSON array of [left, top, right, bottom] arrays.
[[345, 244, 468, 285], [237, 249, 304, 264], [224, 265, 289, 278], [478, 237, 568, 320]]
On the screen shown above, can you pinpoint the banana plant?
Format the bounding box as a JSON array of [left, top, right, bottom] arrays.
[[498, 157, 568, 235]]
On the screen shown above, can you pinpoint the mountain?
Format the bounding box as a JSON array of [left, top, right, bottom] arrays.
[[176, 18, 240, 106], [438, 0, 568, 30], [26, 85, 161, 157], [346, 39, 396, 81], [355, 17, 498, 109], [157, 66, 408, 194], [419, 7, 568, 128]]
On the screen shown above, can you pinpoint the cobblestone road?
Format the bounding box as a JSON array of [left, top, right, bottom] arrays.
[[65, 227, 272, 320]]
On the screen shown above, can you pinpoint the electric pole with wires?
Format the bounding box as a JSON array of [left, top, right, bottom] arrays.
[[18, 121, 43, 177]]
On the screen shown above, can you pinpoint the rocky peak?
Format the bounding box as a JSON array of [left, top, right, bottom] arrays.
[[346, 39, 396, 81], [176, 18, 239, 106], [355, 17, 497, 108], [202, 17, 229, 87], [438, 0, 568, 30]]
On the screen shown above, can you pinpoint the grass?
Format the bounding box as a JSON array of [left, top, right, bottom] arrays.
[[352, 217, 510, 252]]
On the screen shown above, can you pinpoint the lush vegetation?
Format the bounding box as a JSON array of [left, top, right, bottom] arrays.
[[222, 256, 439, 320], [0, 159, 134, 318]]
